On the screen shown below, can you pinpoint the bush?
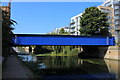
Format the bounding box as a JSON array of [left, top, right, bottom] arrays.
[[69, 48, 80, 55]]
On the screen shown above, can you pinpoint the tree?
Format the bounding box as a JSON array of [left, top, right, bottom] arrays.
[[80, 7, 109, 36], [59, 28, 70, 35], [59, 28, 65, 34], [2, 10, 17, 57]]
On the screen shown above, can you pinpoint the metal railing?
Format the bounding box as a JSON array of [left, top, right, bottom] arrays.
[[114, 6, 119, 9], [114, 11, 120, 15]]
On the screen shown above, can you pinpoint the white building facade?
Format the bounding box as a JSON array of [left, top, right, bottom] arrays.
[[70, 13, 83, 35]]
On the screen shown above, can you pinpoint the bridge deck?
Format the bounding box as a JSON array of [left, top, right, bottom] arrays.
[[13, 34, 115, 46]]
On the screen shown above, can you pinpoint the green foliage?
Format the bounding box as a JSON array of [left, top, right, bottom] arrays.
[[63, 46, 71, 54], [59, 28, 70, 35], [80, 7, 109, 36], [17, 47, 26, 52], [69, 48, 80, 55], [47, 32, 58, 35], [59, 28, 65, 34]]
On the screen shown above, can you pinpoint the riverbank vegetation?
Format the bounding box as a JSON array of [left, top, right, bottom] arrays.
[[35, 47, 80, 56], [34, 44, 81, 56]]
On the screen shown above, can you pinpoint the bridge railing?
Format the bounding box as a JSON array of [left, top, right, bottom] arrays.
[[12, 34, 115, 46]]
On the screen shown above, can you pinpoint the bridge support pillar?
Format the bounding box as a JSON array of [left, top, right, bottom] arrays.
[[29, 46, 32, 53], [78, 46, 120, 60]]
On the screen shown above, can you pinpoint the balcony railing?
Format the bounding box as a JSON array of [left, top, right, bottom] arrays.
[[70, 31, 75, 34], [114, 11, 120, 14], [105, 2, 112, 7], [114, 16, 120, 19], [115, 27, 120, 30], [70, 26, 75, 29], [70, 22, 75, 25], [114, 6, 119, 9], [113, 2, 120, 5], [115, 21, 120, 24]]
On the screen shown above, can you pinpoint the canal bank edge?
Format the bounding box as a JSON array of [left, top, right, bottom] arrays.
[[16, 55, 35, 78]]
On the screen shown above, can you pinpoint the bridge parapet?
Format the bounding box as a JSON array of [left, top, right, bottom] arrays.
[[12, 34, 115, 46]]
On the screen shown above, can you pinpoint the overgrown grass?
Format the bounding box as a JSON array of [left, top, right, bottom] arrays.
[[36, 48, 80, 56]]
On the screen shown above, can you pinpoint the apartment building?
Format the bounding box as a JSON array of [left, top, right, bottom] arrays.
[[54, 28, 61, 34], [102, 0, 120, 43], [98, 6, 114, 36], [49, 26, 70, 34], [62, 27, 70, 33], [70, 13, 82, 35], [0, 2, 11, 19]]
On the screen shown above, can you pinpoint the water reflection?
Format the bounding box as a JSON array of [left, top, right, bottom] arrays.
[[18, 55, 119, 79], [105, 59, 120, 78]]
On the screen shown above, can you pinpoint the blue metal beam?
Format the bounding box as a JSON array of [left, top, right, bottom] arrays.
[[13, 34, 115, 46]]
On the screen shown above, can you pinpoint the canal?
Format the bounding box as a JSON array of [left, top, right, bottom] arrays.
[[18, 54, 120, 80]]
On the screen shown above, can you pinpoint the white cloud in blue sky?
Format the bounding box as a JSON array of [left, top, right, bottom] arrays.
[[2, 0, 103, 2]]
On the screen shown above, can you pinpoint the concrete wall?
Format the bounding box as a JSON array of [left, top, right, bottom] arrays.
[[98, 46, 120, 60], [79, 45, 120, 60]]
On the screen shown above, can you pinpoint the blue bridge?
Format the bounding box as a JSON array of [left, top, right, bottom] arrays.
[[13, 34, 115, 46]]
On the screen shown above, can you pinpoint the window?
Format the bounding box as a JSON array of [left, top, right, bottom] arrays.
[[72, 19, 74, 22]]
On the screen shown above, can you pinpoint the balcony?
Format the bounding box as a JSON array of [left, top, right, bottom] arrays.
[[114, 6, 119, 9], [105, 2, 112, 7], [114, 11, 120, 15], [113, 2, 120, 5], [70, 22, 75, 25], [114, 16, 120, 20], [70, 26, 75, 29], [70, 30, 75, 33], [115, 27, 120, 30], [115, 21, 120, 25], [69, 28, 75, 31]]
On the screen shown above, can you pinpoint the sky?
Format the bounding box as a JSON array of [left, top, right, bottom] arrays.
[[9, 2, 103, 34], [2, 0, 103, 2]]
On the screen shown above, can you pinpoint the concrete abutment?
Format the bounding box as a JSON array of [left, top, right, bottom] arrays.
[[99, 46, 120, 60], [78, 46, 120, 60]]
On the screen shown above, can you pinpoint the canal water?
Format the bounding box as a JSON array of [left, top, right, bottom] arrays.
[[18, 55, 120, 80]]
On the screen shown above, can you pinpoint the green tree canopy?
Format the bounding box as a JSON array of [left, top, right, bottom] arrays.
[[80, 7, 109, 36]]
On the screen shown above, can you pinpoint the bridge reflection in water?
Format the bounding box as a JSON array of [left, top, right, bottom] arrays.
[[18, 55, 120, 79]]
